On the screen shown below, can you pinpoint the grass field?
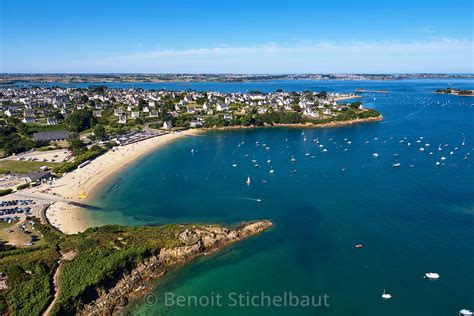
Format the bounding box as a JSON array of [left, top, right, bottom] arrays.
[[0, 160, 62, 174], [0, 222, 29, 247]]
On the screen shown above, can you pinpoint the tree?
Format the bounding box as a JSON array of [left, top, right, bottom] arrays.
[[350, 101, 362, 109], [80, 95, 89, 103], [68, 134, 86, 156], [66, 109, 96, 132], [317, 91, 328, 99], [135, 118, 143, 125], [93, 124, 106, 139]]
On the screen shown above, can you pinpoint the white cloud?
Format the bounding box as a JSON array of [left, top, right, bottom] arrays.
[[8, 38, 474, 73]]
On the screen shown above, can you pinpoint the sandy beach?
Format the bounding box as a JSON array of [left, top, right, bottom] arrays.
[[41, 129, 201, 234]]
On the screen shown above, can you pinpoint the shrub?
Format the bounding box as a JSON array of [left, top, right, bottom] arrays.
[[0, 189, 12, 197], [54, 147, 107, 174], [16, 183, 29, 190]]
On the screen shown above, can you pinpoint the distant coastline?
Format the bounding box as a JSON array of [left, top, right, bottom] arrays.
[[2, 73, 474, 85]]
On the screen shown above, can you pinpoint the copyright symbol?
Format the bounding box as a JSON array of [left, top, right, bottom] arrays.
[[144, 292, 158, 306]]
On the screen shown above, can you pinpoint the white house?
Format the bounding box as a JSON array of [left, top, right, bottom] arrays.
[[118, 114, 127, 124], [163, 120, 173, 129]]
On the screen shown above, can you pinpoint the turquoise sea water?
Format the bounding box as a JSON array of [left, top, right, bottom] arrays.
[[78, 80, 474, 315]]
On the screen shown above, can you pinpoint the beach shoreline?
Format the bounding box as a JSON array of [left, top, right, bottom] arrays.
[[42, 129, 201, 234]]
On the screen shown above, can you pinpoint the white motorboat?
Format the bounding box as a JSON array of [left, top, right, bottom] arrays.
[[424, 272, 440, 280]]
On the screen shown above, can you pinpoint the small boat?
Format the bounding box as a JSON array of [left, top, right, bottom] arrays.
[[290, 155, 297, 162], [381, 289, 392, 300], [459, 309, 473, 316], [292, 169, 298, 174], [232, 162, 238, 167], [322, 148, 328, 152], [245, 176, 251, 186], [435, 162, 441, 166], [392, 162, 401, 168], [461, 138, 466, 146], [438, 144, 442, 151], [372, 153, 379, 158], [267, 159, 272, 163], [191, 148, 195, 154], [269, 167, 274, 174], [354, 244, 363, 248], [424, 272, 440, 280], [419, 147, 425, 152], [305, 151, 310, 156]]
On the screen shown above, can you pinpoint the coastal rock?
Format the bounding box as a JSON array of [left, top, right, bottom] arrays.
[[78, 220, 272, 315]]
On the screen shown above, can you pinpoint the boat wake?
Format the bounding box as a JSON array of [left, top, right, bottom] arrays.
[[223, 196, 262, 203]]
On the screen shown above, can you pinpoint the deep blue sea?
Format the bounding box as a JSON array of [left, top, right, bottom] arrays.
[[49, 80, 474, 315]]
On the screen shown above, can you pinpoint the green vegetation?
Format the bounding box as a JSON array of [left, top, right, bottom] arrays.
[[0, 189, 13, 197], [65, 109, 97, 133], [199, 107, 380, 128], [0, 124, 36, 157], [54, 145, 107, 174], [24, 124, 67, 134], [16, 183, 29, 190], [0, 218, 209, 315], [0, 160, 61, 175], [93, 124, 106, 139]]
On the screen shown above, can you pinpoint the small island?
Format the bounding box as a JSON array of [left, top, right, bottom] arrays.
[[435, 88, 474, 96], [0, 217, 272, 315]]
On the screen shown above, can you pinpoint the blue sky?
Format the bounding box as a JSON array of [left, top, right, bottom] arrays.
[[1, 0, 473, 73]]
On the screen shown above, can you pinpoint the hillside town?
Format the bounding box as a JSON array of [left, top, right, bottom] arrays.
[[0, 86, 373, 131]]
